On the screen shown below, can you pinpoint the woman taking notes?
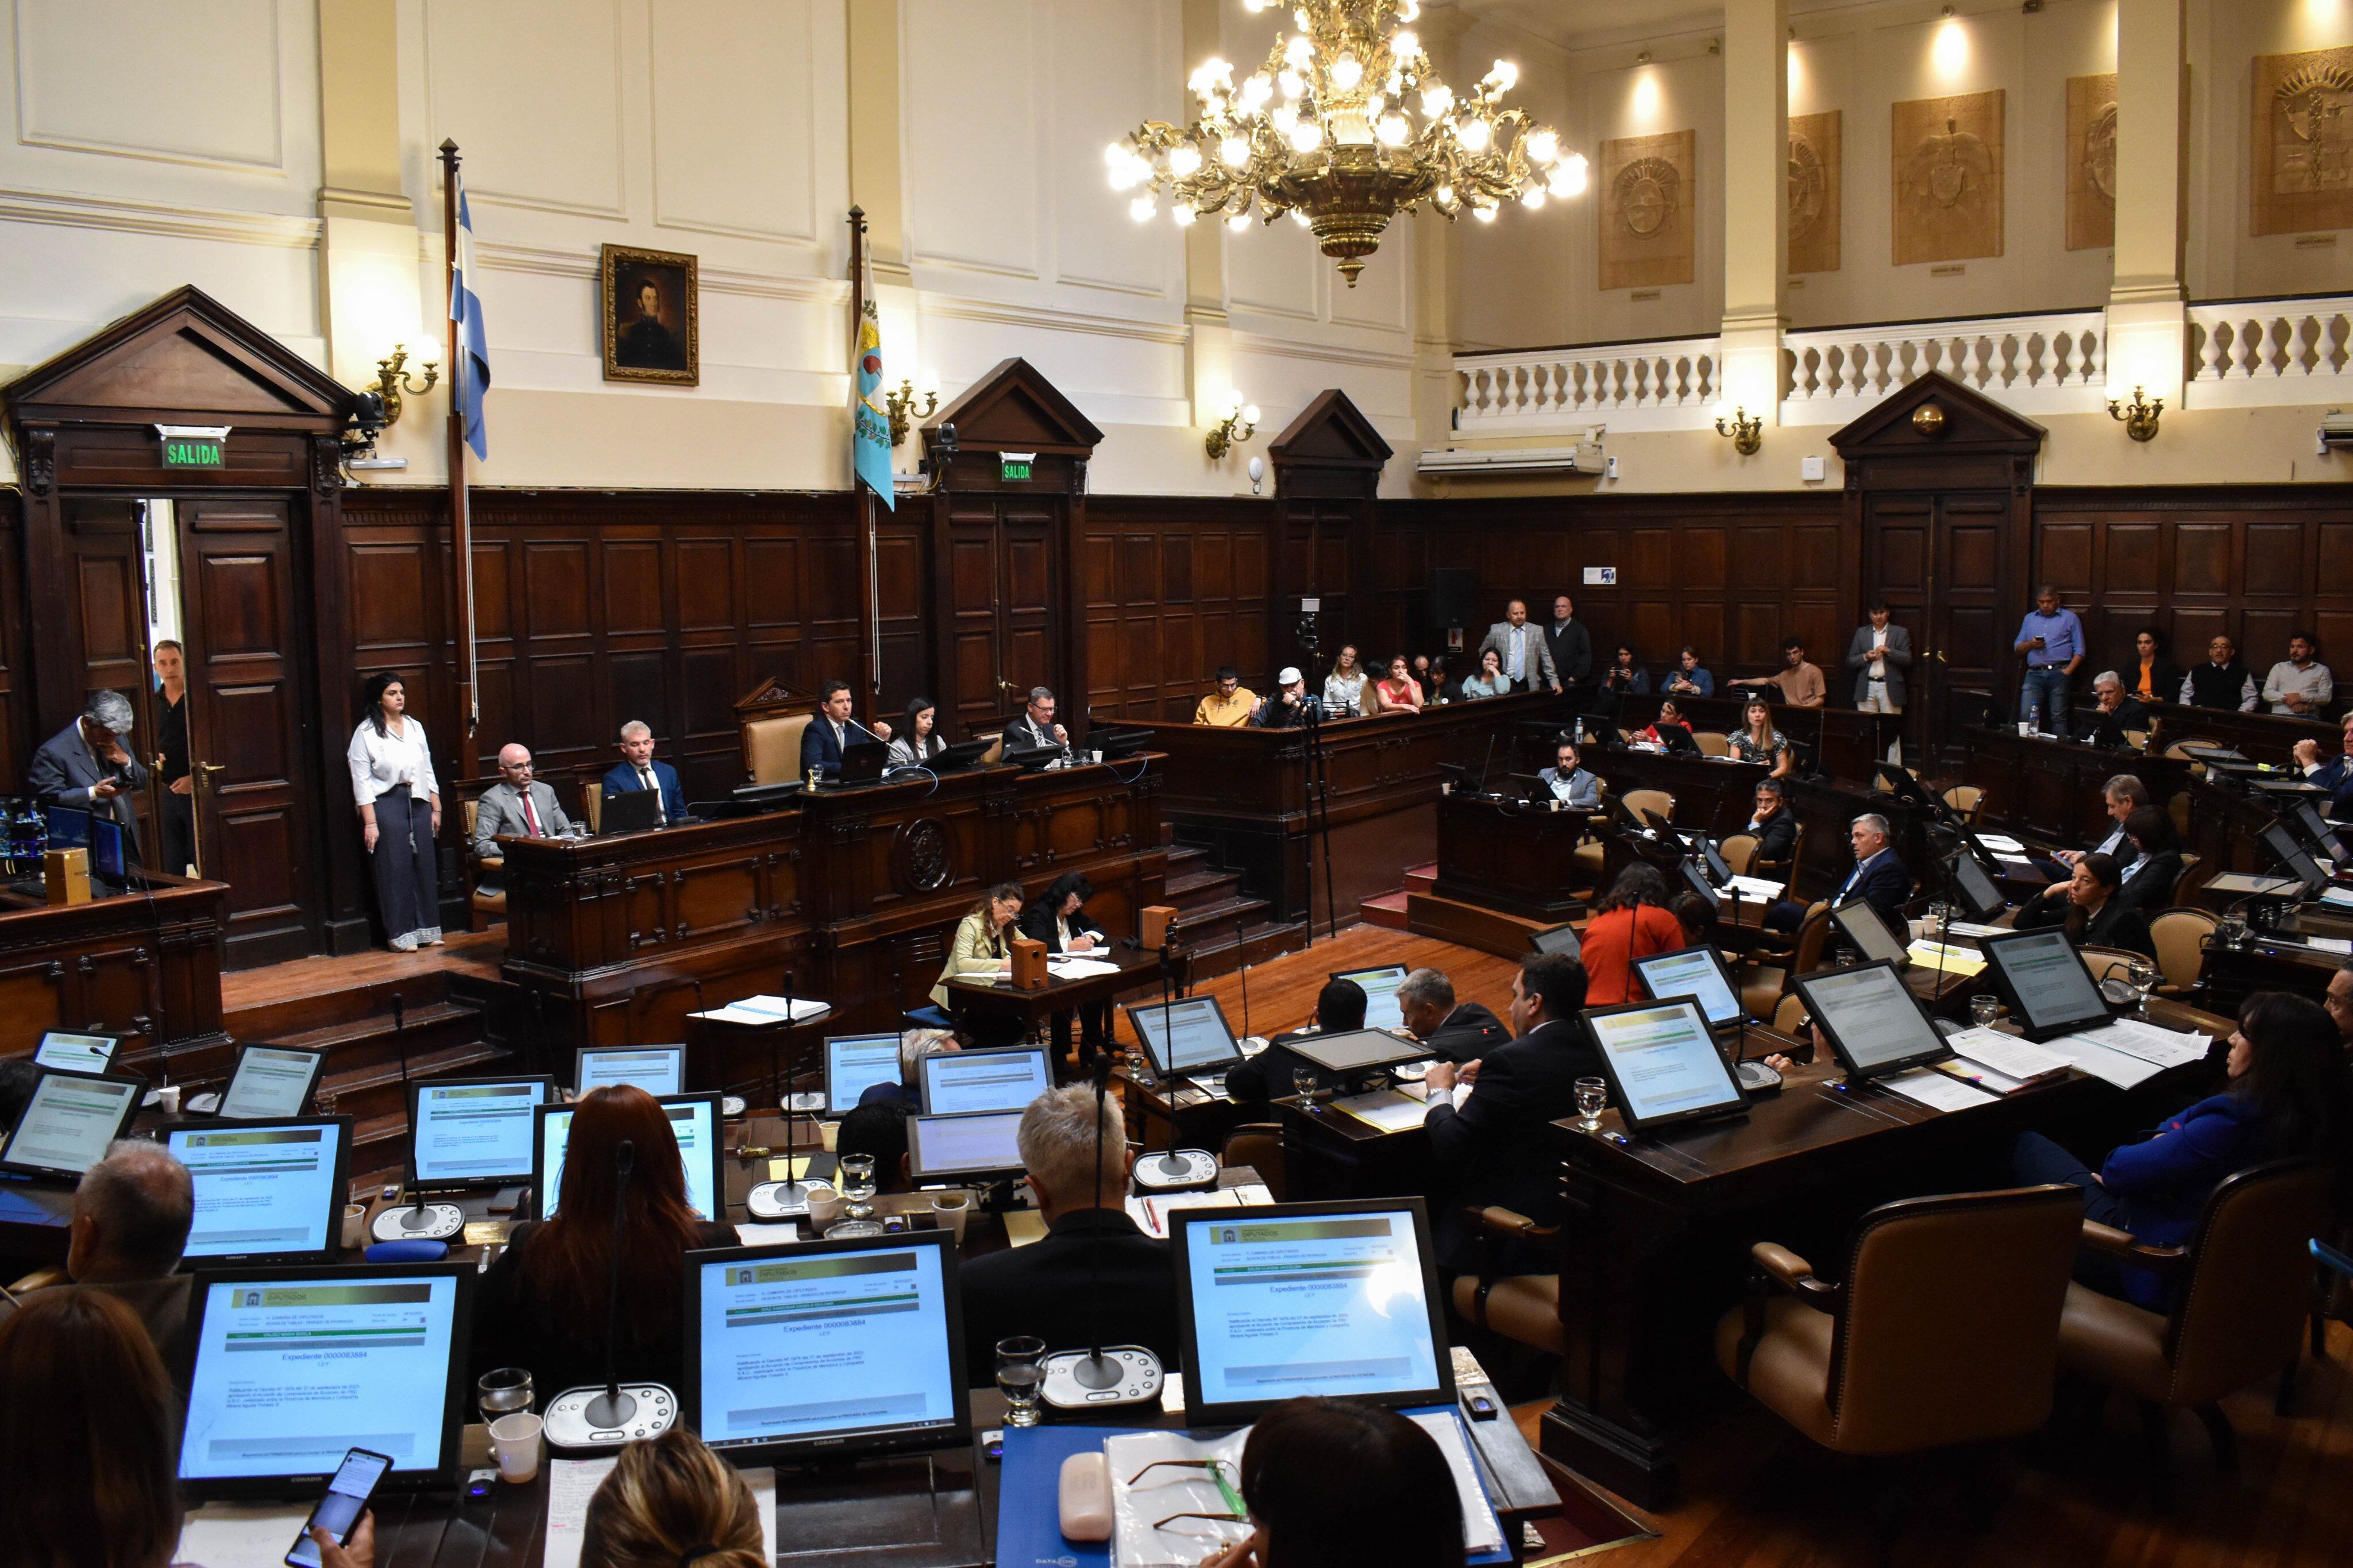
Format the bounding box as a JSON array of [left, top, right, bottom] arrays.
[[932, 882, 1025, 1009]]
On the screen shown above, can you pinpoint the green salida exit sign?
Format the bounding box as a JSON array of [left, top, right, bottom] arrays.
[[156, 425, 229, 469], [1000, 451, 1034, 482]]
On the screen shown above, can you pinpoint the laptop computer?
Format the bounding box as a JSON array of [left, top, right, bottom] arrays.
[[599, 786, 665, 835], [838, 739, 889, 784]]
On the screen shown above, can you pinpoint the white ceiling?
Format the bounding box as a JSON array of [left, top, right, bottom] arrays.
[[1449, 0, 1726, 53]]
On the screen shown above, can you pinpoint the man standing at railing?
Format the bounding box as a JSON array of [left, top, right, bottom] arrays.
[[2013, 584, 2085, 737]]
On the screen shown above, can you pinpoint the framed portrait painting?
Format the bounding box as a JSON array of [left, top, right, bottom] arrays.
[[601, 245, 699, 385]]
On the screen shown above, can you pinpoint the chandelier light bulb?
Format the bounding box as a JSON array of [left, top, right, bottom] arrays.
[[1289, 207, 1309, 226], [1279, 69, 1304, 99], [1105, 141, 1128, 168], [1521, 186, 1546, 208], [1397, 0, 1419, 19], [1130, 195, 1156, 222], [1560, 151, 1590, 194], [1434, 183, 1453, 206], [1172, 203, 1197, 226], [1284, 34, 1313, 69], [1241, 72, 1274, 109], [1526, 129, 1559, 164], [1168, 143, 1203, 177], [1377, 112, 1410, 146], [1291, 119, 1325, 153], [1331, 55, 1363, 90], [1472, 202, 1498, 222], [1221, 134, 1251, 167], [1242, 0, 1270, 10], [1228, 211, 1252, 231], [1392, 30, 1419, 61], [1490, 60, 1519, 92], [1456, 115, 1491, 152], [1271, 103, 1299, 133], [1294, 6, 1311, 29], [1243, 404, 1261, 426], [1421, 83, 1453, 118]]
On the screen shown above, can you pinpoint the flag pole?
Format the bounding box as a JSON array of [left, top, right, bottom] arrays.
[[440, 138, 479, 746], [850, 206, 880, 704]]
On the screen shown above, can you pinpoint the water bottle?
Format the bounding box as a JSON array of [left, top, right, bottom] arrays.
[[2030, 703, 2042, 737], [1573, 716, 1585, 744]]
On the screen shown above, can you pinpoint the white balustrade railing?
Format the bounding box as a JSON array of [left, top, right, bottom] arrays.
[[2188, 298, 2353, 390], [1456, 336, 1721, 432], [1781, 311, 2105, 422]]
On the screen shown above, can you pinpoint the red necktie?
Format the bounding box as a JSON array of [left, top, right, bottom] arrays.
[[520, 793, 542, 836]]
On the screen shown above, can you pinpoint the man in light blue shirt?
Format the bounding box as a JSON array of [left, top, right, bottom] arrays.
[[2013, 584, 2086, 737]]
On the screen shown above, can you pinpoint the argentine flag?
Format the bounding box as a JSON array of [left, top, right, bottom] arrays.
[[852, 246, 894, 509], [448, 176, 492, 461]]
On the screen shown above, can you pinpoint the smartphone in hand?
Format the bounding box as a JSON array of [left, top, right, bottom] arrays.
[[284, 1447, 391, 1568]]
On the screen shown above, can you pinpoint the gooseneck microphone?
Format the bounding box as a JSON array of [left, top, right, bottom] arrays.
[[584, 1139, 639, 1431], [1040, 1055, 1164, 1409], [1072, 1054, 1120, 1392], [545, 1138, 678, 1449]]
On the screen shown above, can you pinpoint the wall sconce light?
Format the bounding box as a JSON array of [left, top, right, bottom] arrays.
[[2107, 385, 2163, 441], [1714, 404, 1764, 455], [885, 370, 939, 447], [369, 341, 440, 427], [1206, 391, 1260, 459]]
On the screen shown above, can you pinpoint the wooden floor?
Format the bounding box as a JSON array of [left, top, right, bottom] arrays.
[[1177, 928, 2353, 1568], [220, 927, 505, 1015]]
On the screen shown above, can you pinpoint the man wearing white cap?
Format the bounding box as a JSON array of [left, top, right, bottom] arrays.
[[1250, 666, 1312, 728]]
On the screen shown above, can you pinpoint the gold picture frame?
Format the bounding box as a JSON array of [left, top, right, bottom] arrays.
[[600, 244, 699, 386]]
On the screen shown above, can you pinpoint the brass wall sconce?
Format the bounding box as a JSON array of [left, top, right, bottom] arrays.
[[1714, 404, 1764, 455], [370, 343, 439, 427], [1206, 392, 1260, 459], [2108, 385, 2163, 442], [885, 375, 939, 446]]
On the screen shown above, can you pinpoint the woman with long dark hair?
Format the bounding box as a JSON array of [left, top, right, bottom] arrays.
[[2013, 990, 2352, 1307], [1199, 1397, 1465, 1568], [1018, 870, 1111, 1065], [345, 670, 442, 951], [472, 1086, 735, 1396], [1578, 864, 1684, 1006], [888, 697, 947, 767]]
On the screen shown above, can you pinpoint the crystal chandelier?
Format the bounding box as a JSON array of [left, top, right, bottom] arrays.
[[1106, 0, 1585, 287]]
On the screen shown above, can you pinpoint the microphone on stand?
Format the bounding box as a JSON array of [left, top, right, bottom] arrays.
[[371, 991, 463, 1242], [1041, 1057, 1163, 1408], [546, 1139, 678, 1449]]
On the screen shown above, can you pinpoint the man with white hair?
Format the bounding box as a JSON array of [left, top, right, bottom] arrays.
[[30, 689, 149, 865], [0, 1140, 194, 1361], [956, 1084, 1181, 1387], [2082, 671, 2151, 750], [599, 719, 684, 824], [473, 744, 574, 879], [1766, 812, 1910, 932]]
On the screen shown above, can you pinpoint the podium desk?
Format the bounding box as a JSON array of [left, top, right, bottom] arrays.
[[1432, 792, 1591, 921], [943, 944, 1182, 1042]]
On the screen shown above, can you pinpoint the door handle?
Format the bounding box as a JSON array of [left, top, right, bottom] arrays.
[[196, 762, 225, 790]]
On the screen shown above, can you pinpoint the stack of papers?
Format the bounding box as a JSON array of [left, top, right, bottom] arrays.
[[1328, 1087, 1435, 1133], [2324, 886, 2353, 910], [1047, 955, 1121, 978], [1945, 921, 2011, 939], [1937, 1029, 2070, 1094], [2038, 1019, 2209, 1090], [1724, 874, 1787, 902], [1880, 1066, 2001, 1113], [1977, 833, 2027, 854], [1123, 1184, 1276, 1238], [1905, 939, 1985, 976], [690, 994, 829, 1026]]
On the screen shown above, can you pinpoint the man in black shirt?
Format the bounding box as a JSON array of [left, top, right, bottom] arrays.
[[2180, 635, 2258, 712], [1546, 594, 1594, 693], [958, 1084, 1178, 1387], [615, 276, 686, 370], [1394, 968, 1508, 1063], [152, 640, 193, 876], [1224, 978, 1367, 1102]]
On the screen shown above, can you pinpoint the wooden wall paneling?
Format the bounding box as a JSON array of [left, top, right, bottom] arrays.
[[0, 492, 21, 791], [1083, 497, 1276, 721]]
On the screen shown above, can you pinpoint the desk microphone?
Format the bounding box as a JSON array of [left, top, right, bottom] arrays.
[[371, 992, 463, 1243], [1042, 1056, 1163, 1411], [545, 1140, 677, 1450]]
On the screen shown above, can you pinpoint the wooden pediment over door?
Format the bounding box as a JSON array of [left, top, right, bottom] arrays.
[[1269, 389, 1391, 478], [920, 357, 1102, 458], [1828, 370, 2044, 492]]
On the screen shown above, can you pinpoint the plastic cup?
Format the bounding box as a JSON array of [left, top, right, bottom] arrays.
[[157, 1084, 182, 1114], [931, 1191, 971, 1242], [806, 1184, 844, 1231], [488, 1412, 543, 1484], [341, 1203, 367, 1251]]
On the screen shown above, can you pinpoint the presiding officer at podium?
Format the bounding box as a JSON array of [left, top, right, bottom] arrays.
[[798, 682, 893, 781]]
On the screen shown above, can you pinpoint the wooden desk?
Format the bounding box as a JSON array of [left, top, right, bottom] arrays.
[[944, 945, 1181, 1042], [1432, 793, 1590, 920], [1611, 693, 1901, 786], [1958, 727, 2193, 847], [0, 871, 229, 1077]]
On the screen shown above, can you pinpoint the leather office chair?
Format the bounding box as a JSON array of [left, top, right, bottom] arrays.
[[1692, 730, 1731, 758], [2167, 790, 2193, 840], [2077, 947, 2142, 985], [1941, 784, 1984, 821], [1717, 1184, 2084, 1461], [582, 781, 604, 833], [2146, 908, 2215, 995], [464, 797, 504, 930], [742, 710, 815, 786], [2166, 851, 2201, 905], [1571, 785, 1611, 884], [2056, 1158, 2336, 1503], [1449, 1206, 1564, 1357], [1621, 787, 1674, 823], [1771, 992, 1808, 1035], [1719, 833, 1759, 876], [1220, 1123, 1286, 1203], [1739, 902, 1830, 1020]]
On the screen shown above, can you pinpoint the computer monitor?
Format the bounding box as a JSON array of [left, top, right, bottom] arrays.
[[1792, 962, 1953, 1082], [1577, 1001, 1749, 1133], [0, 1070, 144, 1179], [684, 1231, 969, 1461], [1631, 945, 1745, 1029], [90, 818, 127, 882], [838, 739, 890, 784], [574, 1046, 686, 1097], [1124, 995, 1245, 1078], [1873, 762, 1938, 810], [825, 1032, 905, 1114], [534, 1094, 723, 1221], [931, 737, 995, 772], [917, 1045, 1052, 1115], [905, 1109, 1028, 1184], [2291, 798, 2350, 865], [178, 1262, 472, 1499], [165, 1118, 352, 1266], [31, 1029, 124, 1075], [599, 786, 664, 835], [1527, 923, 1582, 958], [1695, 837, 1733, 886], [1831, 900, 1910, 968], [407, 1076, 556, 1191], [2262, 820, 2331, 892], [1945, 849, 2008, 921], [1285, 1029, 1426, 1077], [1653, 722, 1700, 755], [1977, 928, 2113, 1042], [218, 1045, 327, 1121], [1330, 965, 1409, 1031], [1171, 1198, 1453, 1427], [1677, 859, 1720, 904], [45, 805, 90, 850]]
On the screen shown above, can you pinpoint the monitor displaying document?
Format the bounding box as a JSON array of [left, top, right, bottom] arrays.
[[917, 1046, 1051, 1115], [1946, 848, 2007, 921], [1124, 996, 1244, 1077], [178, 1264, 470, 1497], [685, 1231, 967, 1461], [0, 1071, 143, 1179], [2263, 821, 2330, 892], [1977, 928, 2111, 1042], [1527, 923, 1582, 959], [573, 1046, 685, 1098], [1631, 945, 1744, 1029], [31, 1029, 121, 1075], [905, 1110, 1028, 1183], [1286, 1029, 1426, 1076], [165, 1118, 351, 1265], [1831, 901, 1910, 968], [1579, 1001, 1748, 1131], [218, 1045, 327, 1121], [1330, 966, 1409, 1031], [407, 1077, 555, 1190], [1793, 962, 1950, 1079], [535, 1094, 722, 1221], [2292, 798, 2348, 864], [1172, 1198, 1452, 1426], [826, 1033, 905, 1114]]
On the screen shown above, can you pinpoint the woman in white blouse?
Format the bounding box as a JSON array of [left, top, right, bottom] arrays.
[[1322, 646, 1368, 717], [346, 671, 442, 951], [886, 696, 948, 767]]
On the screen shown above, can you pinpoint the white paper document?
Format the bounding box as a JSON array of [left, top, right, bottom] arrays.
[[1976, 833, 2027, 853], [2046, 1032, 2167, 1090], [1879, 1066, 2001, 1113], [178, 1504, 313, 1568], [1945, 921, 2012, 939], [1047, 956, 1121, 978], [1945, 1028, 2071, 1082], [2080, 1018, 2211, 1069], [691, 994, 830, 1026], [1329, 1087, 1432, 1133], [2301, 936, 2353, 956], [1725, 875, 1787, 902]]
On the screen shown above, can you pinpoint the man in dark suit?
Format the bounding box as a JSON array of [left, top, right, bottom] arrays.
[[1394, 968, 1509, 1063], [1476, 600, 1559, 694], [1742, 778, 1798, 870], [1546, 595, 1593, 693], [1537, 740, 1602, 809], [1002, 686, 1068, 753], [958, 1084, 1179, 1387], [29, 690, 148, 866], [1421, 953, 1595, 1273], [2293, 713, 2353, 816], [2080, 671, 2152, 750], [2013, 853, 2155, 959], [599, 719, 685, 824], [799, 681, 893, 779], [1224, 979, 1369, 1103], [615, 276, 686, 371], [1768, 812, 1908, 932]]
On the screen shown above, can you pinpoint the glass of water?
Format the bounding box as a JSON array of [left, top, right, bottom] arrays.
[[1291, 1065, 1319, 1102], [1970, 994, 2002, 1029], [477, 1366, 533, 1425], [2126, 957, 2158, 1018], [997, 1335, 1047, 1428], [1924, 900, 1951, 937], [1574, 1076, 1608, 1131], [836, 1153, 877, 1226]]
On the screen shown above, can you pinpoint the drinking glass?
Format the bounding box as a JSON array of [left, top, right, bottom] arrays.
[[838, 1153, 877, 1222], [1924, 900, 1951, 939], [2218, 912, 2250, 949], [2126, 957, 2158, 1019], [1969, 994, 2001, 1029], [997, 1335, 1047, 1428], [312, 1086, 338, 1118], [477, 1366, 533, 1425], [1574, 1076, 1607, 1131], [1291, 1066, 1319, 1102]]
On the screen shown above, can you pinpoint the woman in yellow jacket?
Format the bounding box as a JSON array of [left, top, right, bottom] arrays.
[[931, 882, 1025, 1012]]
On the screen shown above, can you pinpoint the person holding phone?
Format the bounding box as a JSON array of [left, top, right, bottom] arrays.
[[285, 1449, 390, 1568]]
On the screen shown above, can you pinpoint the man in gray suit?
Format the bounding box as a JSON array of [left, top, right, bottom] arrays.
[[1536, 739, 1602, 809], [1477, 600, 1559, 694], [1845, 601, 1912, 711], [29, 690, 148, 865], [472, 744, 574, 871]]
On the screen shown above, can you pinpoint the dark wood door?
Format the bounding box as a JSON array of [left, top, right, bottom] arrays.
[[57, 498, 159, 855], [175, 496, 323, 965], [940, 496, 1061, 737], [1863, 491, 2014, 758]]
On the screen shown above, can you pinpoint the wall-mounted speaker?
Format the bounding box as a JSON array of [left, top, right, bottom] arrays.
[[1429, 567, 1475, 630]]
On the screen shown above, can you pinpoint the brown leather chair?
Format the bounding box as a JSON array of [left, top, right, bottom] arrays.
[[1219, 1123, 1286, 1203], [2144, 908, 2215, 995], [2056, 1158, 2337, 1501], [1716, 1184, 2084, 1459], [743, 710, 815, 786], [1571, 785, 1611, 884], [464, 797, 504, 930], [1738, 901, 1830, 1020], [1941, 784, 1984, 821], [1692, 730, 1731, 758], [1622, 787, 1675, 825], [1718, 832, 1758, 875], [1448, 1206, 1564, 1357]]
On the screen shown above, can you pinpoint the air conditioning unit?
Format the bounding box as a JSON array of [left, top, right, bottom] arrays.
[[1417, 438, 1606, 477], [2320, 410, 2353, 454]]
